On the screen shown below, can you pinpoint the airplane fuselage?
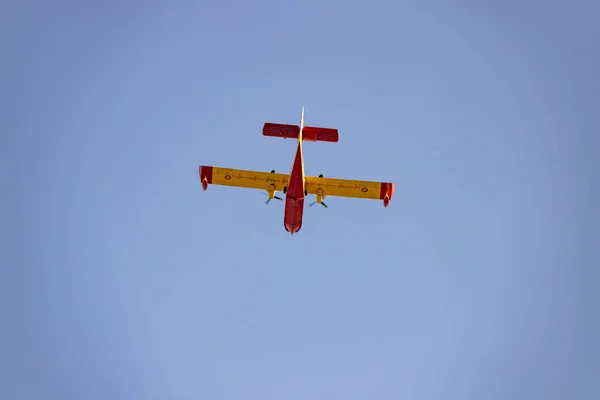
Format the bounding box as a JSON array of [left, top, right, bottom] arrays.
[[283, 108, 306, 235], [283, 141, 305, 234]]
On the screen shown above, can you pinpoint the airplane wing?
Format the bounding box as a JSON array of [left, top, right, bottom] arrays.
[[199, 165, 288, 193], [304, 174, 395, 206]]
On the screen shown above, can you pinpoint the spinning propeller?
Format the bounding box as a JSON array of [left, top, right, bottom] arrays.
[[309, 175, 329, 208], [309, 193, 329, 208], [265, 195, 283, 205], [309, 200, 328, 208], [263, 179, 283, 204], [309, 183, 329, 208]]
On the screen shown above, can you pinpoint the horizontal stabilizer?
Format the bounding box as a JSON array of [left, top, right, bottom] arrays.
[[262, 123, 300, 139], [262, 123, 339, 142], [302, 126, 339, 142]]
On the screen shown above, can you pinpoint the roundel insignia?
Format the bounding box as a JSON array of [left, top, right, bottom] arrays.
[[225, 175, 231, 180], [362, 187, 368, 193]]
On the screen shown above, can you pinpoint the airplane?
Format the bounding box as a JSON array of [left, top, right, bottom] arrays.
[[199, 107, 395, 235]]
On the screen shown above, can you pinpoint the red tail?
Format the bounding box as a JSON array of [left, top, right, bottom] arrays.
[[262, 123, 339, 143]]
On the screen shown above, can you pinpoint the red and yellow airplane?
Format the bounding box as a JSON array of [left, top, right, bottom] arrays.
[[199, 107, 395, 234]]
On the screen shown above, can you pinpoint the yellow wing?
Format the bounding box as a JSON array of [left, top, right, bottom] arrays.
[[199, 165, 288, 193], [304, 174, 395, 206]]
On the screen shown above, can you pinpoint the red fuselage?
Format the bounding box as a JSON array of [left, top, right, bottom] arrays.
[[283, 141, 305, 234]]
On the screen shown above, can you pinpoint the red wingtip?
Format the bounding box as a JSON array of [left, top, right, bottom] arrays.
[[380, 182, 395, 207], [199, 165, 213, 191]]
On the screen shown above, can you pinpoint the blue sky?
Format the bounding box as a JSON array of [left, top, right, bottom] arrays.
[[3, 1, 599, 399]]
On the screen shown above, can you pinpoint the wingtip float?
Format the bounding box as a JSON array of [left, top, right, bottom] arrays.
[[199, 108, 395, 235]]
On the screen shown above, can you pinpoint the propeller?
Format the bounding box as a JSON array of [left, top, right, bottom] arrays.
[[309, 200, 328, 208], [265, 196, 283, 205]]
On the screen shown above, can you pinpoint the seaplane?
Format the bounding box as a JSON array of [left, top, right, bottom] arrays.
[[199, 107, 395, 234]]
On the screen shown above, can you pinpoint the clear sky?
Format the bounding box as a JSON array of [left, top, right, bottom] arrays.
[[3, 1, 599, 399]]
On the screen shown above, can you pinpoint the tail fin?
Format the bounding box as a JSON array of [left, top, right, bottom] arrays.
[[298, 106, 305, 141]]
